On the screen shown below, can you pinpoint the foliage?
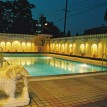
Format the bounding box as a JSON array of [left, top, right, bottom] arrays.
[[0, 0, 35, 34]]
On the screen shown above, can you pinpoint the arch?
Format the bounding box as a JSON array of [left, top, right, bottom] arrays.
[[91, 44, 98, 58], [6, 42, 11, 52], [12, 41, 21, 52], [26, 42, 31, 52], [80, 44, 85, 56], [22, 42, 26, 52], [0, 42, 5, 52]]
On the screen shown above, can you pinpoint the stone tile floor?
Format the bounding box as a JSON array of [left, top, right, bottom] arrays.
[[17, 74, 107, 107]]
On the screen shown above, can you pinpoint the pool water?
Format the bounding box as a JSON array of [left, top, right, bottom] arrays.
[[4, 55, 107, 76]]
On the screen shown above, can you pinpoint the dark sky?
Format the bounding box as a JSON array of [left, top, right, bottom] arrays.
[[29, 0, 107, 35], [3, 0, 107, 35]]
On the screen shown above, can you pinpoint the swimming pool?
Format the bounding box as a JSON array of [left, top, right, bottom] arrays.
[[3, 54, 107, 76]]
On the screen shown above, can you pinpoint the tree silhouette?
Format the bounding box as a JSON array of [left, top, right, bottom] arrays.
[[0, 1, 4, 32], [0, 0, 35, 34], [12, 0, 35, 34], [0, 1, 13, 32]]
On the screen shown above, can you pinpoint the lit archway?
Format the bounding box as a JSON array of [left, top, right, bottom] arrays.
[[12, 41, 21, 52], [0, 42, 5, 52], [91, 44, 97, 57], [26, 42, 31, 52], [6, 42, 11, 52], [22, 42, 26, 52], [80, 44, 85, 56]]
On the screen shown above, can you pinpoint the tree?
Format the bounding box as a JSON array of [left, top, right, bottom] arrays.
[[0, 1, 13, 33], [12, 0, 35, 34], [0, 1, 5, 32], [0, 0, 35, 34]]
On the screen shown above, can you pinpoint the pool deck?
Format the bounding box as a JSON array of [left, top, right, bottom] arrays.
[[14, 72, 107, 107]]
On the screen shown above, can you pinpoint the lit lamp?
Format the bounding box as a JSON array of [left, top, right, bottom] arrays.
[[36, 23, 48, 34], [44, 23, 48, 26]]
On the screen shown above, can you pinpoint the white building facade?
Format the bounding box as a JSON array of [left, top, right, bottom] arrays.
[[50, 34, 107, 59], [0, 33, 107, 59]]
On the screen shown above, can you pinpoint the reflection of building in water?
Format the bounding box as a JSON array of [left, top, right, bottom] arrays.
[[79, 64, 97, 73], [4, 57, 35, 67], [49, 58, 75, 72], [68, 63, 74, 72]]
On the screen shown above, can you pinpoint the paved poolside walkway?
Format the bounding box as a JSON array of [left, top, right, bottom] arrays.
[[16, 73, 107, 107]]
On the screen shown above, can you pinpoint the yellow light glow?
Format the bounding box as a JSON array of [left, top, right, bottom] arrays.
[[1, 42, 5, 45], [91, 44, 97, 57], [69, 44, 72, 47], [27, 43, 31, 45], [22, 42, 25, 45], [92, 44, 97, 48], [80, 44, 85, 50]]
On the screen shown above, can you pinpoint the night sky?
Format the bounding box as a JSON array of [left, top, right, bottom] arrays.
[[2, 0, 107, 35], [29, 0, 107, 35]]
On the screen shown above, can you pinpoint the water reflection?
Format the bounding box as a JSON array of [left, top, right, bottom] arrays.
[[1, 57, 107, 76], [4, 57, 35, 66]]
